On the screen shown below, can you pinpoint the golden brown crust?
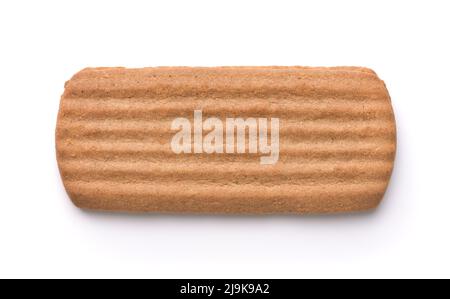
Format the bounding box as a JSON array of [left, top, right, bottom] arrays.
[[56, 66, 396, 214]]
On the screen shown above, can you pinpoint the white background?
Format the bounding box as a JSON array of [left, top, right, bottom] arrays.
[[0, 0, 449, 279]]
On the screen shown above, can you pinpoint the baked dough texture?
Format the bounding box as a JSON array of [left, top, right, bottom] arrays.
[[56, 67, 396, 214]]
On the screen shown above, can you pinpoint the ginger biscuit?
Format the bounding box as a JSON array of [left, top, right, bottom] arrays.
[[56, 67, 396, 214]]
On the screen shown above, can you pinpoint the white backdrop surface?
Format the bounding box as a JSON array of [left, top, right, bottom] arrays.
[[0, 0, 449, 278]]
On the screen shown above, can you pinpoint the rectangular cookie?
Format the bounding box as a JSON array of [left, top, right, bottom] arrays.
[[56, 66, 396, 214]]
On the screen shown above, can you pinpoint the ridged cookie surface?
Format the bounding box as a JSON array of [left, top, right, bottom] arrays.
[[56, 67, 396, 214]]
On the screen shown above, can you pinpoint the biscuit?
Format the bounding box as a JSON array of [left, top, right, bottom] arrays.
[[56, 67, 396, 214]]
